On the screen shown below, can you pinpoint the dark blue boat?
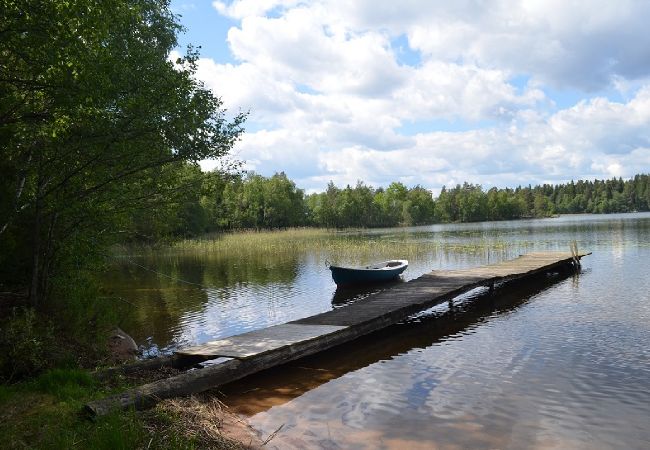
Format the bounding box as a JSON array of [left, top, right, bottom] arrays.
[[329, 260, 408, 286]]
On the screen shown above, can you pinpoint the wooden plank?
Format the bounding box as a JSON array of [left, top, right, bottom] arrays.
[[86, 251, 590, 416], [93, 354, 209, 380], [177, 324, 347, 358], [295, 253, 588, 328], [85, 320, 389, 416]]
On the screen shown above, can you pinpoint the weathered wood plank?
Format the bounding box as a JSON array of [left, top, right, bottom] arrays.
[[176, 324, 347, 358], [93, 354, 208, 380], [85, 320, 391, 416], [85, 251, 590, 416]]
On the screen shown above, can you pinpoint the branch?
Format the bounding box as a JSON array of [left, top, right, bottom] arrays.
[[0, 151, 33, 236]]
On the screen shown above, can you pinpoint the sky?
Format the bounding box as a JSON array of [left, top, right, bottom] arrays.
[[170, 0, 650, 194]]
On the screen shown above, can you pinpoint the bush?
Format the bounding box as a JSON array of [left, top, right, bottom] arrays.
[[0, 308, 53, 382]]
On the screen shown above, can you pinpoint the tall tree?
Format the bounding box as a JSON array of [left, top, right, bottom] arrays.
[[0, 0, 246, 305]]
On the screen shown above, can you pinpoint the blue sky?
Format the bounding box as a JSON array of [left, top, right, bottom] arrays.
[[171, 0, 650, 193]]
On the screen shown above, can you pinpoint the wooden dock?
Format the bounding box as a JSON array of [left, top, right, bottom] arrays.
[[86, 251, 589, 416]]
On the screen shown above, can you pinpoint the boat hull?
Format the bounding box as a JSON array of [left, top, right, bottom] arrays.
[[329, 260, 408, 286]]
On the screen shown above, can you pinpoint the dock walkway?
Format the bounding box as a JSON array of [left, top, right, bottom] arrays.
[[86, 251, 589, 416]]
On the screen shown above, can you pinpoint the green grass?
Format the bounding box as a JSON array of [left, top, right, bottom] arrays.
[[30, 368, 97, 400], [0, 369, 234, 449], [121, 227, 525, 262], [0, 369, 135, 449]]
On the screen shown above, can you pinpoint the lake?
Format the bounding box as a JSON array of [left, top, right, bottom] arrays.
[[103, 213, 650, 449]]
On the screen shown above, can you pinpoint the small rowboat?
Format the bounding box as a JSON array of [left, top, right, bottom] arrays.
[[328, 260, 408, 286]]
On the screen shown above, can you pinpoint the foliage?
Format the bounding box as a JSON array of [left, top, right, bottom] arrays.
[[227, 172, 306, 229], [141, 172, 650, 236], [133, 170, 307, 233], [0, 307, 52, 382], [0, 0, 246, 307], [0, 298, 116, 383], [305, 181, 436, 228]]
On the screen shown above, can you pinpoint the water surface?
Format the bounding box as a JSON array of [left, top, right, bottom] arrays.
[[103, 213, 650, 449]]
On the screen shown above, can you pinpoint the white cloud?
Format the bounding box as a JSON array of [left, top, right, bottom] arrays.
[[226, 6, 407, 97], [395, 62, 545, 121], [190, 0, 650, 192], [331, 0, 650, 90], [212, 0, 300, 19], [251, 90, 650, 190]]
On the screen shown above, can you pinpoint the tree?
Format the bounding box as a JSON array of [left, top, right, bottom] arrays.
[[404, 186, 435, 225], [199, 170, 242, 231], [457, 182, 487, 222], [434, 186, 453, 222], [322, 182, 340, 228], [374, 182, 407, 226], [0, 0, 246, 305], [263, 172, 305, 228], [533, 192, 554, 217], [240, 173, 266, 228]]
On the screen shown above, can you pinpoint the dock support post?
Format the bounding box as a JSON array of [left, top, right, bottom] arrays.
[[570, 240, 581, 270]]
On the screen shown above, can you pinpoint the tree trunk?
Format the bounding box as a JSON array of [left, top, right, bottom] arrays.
[[29, 173, 44, 308], [0, 151, 32, 236], [29, 203, 41, 308], [39, 212, 58, 301]]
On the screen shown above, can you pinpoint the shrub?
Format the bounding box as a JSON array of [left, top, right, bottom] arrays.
[[0, 308, 53, 382]]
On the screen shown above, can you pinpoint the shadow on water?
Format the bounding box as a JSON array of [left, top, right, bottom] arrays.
[[330, 278, 405, 307], [219, 268, 580, 416]]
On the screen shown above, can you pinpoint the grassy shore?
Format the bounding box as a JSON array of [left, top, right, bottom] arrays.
[[0, 368, 256, 449]]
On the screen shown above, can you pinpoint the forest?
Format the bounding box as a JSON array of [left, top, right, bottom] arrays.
[[136, 167, 650, 237]]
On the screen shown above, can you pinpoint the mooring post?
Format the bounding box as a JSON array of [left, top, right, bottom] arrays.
[[570, 240, 581, 269]]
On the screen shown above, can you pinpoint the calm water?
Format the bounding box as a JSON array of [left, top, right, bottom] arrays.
[[103, 213, 650, 449]]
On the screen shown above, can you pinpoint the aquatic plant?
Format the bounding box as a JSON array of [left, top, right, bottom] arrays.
[[118, 228, 527, 266]]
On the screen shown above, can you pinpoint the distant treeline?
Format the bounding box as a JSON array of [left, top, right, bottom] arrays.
[[133, 168, 650, 238]]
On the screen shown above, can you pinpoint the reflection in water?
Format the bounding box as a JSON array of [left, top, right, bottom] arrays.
[[102, 213, 650, 449], [242, 244, 650, 449], [221, 271, 573, 416], [103, 252, 306, 353], [330, 279, 405, 307]]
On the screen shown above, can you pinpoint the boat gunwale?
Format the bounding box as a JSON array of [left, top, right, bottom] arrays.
[[329, 259, 408, 272]]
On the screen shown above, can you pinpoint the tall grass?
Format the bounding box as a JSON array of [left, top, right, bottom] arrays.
[[120, 228, 523, 262]]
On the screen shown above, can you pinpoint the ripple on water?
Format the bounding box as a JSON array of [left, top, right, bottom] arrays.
[[248, 245, 650, 449], [105, 214, 650, 449]]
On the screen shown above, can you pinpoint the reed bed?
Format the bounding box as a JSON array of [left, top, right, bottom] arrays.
[[121, 228, 527, 262]]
